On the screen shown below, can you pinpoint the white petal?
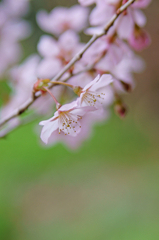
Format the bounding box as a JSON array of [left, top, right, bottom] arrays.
[[40, 119, 59, 144], [83, 74, 100, 91]]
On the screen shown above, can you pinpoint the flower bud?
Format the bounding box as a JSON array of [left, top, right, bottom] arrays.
[[114, 102, 127, 118], [120, 81, 132, 92]]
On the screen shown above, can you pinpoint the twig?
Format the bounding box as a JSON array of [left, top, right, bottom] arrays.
[[0, 0, 135, 128]]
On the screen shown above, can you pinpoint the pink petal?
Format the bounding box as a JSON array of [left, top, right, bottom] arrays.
[[91, 74, 113, 91], [37, 35, 59, 57], [134, 9, 146, 27], [117, 11, 134, 40], [40, 118, 59, 144], [83, 74, 100, 91], [37, 58, 62, 79]]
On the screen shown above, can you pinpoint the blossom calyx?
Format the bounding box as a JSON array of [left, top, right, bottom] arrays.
[[73, 86, 83, 96], [33, 78, 50, 92]]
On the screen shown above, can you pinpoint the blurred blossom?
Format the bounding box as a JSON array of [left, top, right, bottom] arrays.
[[0, 0, 151, 149], [0, 0, 31, 78], [37, 30, 84, 78], [36, 5, 89, 36]]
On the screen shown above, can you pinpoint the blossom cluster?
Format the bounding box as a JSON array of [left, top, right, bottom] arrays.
[[0, 0, 31, 78], [0, 0, 151, 148]]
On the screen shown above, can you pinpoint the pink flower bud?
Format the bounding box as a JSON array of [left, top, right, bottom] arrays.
[[129, 28, 151, 51]]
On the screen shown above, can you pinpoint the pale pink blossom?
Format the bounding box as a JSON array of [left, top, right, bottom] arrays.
[[37, 5, 88, 36], [89, 2, 114, 26], [82, 33, 127, 69], [0, 0, 31, 77], [77, 74, 113, 108], [39, 101, 95, 144], [1, 20, 31, 42], [37, 30, 84, 78], [96, 49, 145, 92], [87, 0, 149, 41], [45, 108, 108, 149]]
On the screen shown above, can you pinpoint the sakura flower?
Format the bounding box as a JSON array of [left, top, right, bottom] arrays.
[[82, 33, 127, 70], [0, 0, 31, 77], [87, 0, 149, 41], [1, 20, 31, 42], [89, 2, 114, 26], [36, 5, 88, 36], [96, 48, 145, 93], [45, 107, 109, 149], [39, 101, 95, 144], [77, 74, 113, 108], [37, 30, 84, 78]]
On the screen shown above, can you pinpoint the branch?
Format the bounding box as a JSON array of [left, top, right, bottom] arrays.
[[0, 0, 135, 129], [0, 113, 38, 139]]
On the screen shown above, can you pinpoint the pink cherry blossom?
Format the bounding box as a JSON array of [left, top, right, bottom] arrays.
[[37, 30, 84, 78], [83, 32, 127, 70], [36, 5, 88, 36], [86, 0, 149, 42], [45, 108, 108, 149], [111, 54, 144, 92], [39, 101, 96, 144], [0, 0, 31, 78], [77, 74, 113, 108]]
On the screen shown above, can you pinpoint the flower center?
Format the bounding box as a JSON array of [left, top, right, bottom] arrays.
[[58, 111, 82, 135], [81, 90, 105, 107]]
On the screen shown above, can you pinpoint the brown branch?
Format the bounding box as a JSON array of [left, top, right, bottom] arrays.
[[0, 0, 135, 129]]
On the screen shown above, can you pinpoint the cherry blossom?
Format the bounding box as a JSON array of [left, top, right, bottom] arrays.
[[77, 74, 113, 108], [39, 101, 96, 144], [83, 0, 151, 43], [0, 0, 31, 78], [36, 5, 88, 36], [0, 0, 151, 148], [45, 108, 108, 149], [37, 30, 84, 78]]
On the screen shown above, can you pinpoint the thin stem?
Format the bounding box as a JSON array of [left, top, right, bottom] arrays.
[[50, 81, 74, 89], [43, 87, 59, 105]]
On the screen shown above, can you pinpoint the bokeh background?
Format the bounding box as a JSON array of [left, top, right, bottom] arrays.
[[0, 0, 159, 239]]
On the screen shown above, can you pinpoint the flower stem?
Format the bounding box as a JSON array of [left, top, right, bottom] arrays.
[[50, 81, 74, 89], [43, 87, 59, 105]]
